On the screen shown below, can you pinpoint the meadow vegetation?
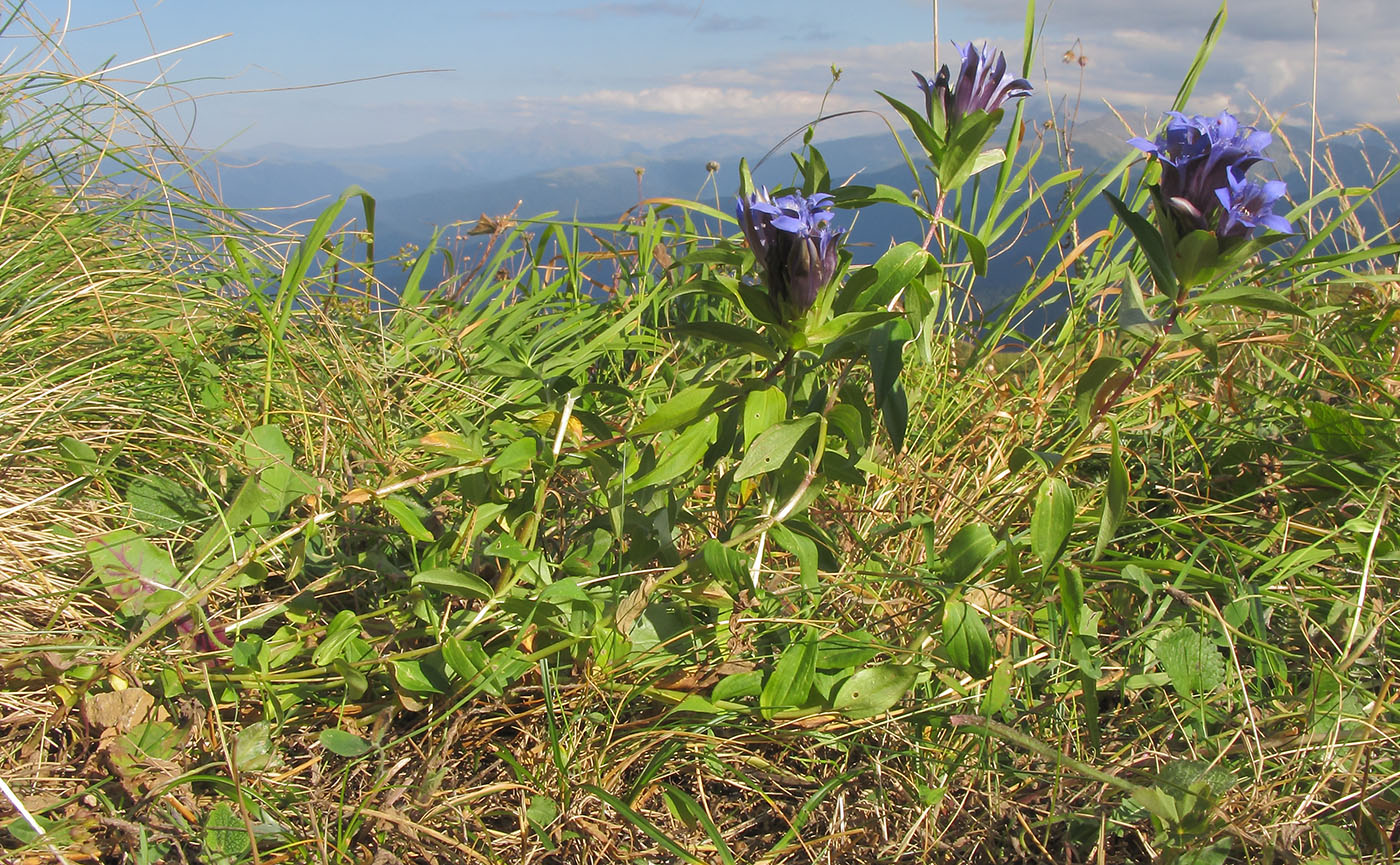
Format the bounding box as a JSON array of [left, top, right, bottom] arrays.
[[2, 2, 1398, 863]]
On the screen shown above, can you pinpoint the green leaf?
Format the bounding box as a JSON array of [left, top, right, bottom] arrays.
[[85, 530, 183, 616], [880, 382, 908, 453], [869, 318, 913, 411], [712, 670, 763, 702], [1074, 356, 1129, 429], [491, 436, 537, 476], [57, 435, 99, 477], [312, 610, 362, 667], [411, 567, 494, 599], [942, 600, 993, 678], [1104, 191, 1180, 301], [661, 784, 737, 865], [1172, 229, 1219, 289], [202, 801, 250, 865], [833, 664, 917, 719], [670, 321, 780, 361], [770, 523, 818, 589], [632, 413, 719, 488], [1060, 566, 1085, 634], [1030, 478, 1075, 569], [319, 728, 374, 757], [380, 495, 435, 542], [1093, 423, 1130, 562], [760, 632, 818, 718], [945, 522, 996, 582], [1118, 271, 1163, 340], [234, 721, 276, 772], [1192, 282, 1307, 315], [1156, 626, 1226, 698], [836, 242, 930, 314], [391, 659, 447, 694], [876, 91, 944, 164], [631, 383, 736, 436], [734, 414, 819, 481], [415, 430, 484, 461], [699, 540, 747, 588], [742, 387, 787, 449]]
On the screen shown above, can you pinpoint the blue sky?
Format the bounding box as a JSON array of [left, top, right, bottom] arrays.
[[10, 1, 1398, 151]]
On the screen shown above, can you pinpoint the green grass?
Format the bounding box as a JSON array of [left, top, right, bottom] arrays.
[[2, 3, 1399, 864]]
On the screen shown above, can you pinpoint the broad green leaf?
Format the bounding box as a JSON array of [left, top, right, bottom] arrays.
[[942, 600, 993, 678], [1060, 566, 1086, 634], [869, 318, 913, 411], [742, 387, 787, 449], [1172, 229, 1219, 290], [320, 728, 373, 757], [880, 382, 908, 453], [734, 414, 819, 481], [125, 474, 205, 532], [1031, 478, 1075, 569], [57, 435, 99, 477], [380, 495, 435, 542], [833, 664, 917, 719], [632, 413, 719, 488], [980, 660, 1013, 716], [202, 801, 250, 865], [760, 632, 818, 718], [712, 670, 763, 702], [945, 522, 996, 582], [491, 436, 537, 476], [837, 242, 930, 314], [312, 610, 362, 667], [770, 523, 818, 589], [411, 567, 494, 599], [699, 540, 747, 588], [85, 530, 183, 616], [1157, 626, 1225, 698], [631, 383, 736, 437], [391, 659, 447, 694], [234, 721, 276, 772]]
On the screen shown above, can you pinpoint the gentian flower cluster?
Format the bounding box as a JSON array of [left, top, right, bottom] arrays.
[[1130, 110, 1292, 240], [735, 188, 843, 318], [914, 42, 1033, 130]]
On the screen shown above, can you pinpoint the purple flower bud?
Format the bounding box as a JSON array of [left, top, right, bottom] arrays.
[[736, 188, 843, 317], [914, 42, 1032, 129]]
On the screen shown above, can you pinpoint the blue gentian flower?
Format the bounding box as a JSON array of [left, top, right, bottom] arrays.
[[914, 42, 1032, 130], [1216, 172, 1292, 238], [1130, 110, 1285, 236], [736, 188, 843, 316]]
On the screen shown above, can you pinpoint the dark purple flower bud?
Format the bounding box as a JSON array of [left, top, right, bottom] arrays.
[[914, 42, 1032, 130], [1215, 171, 1292, 238], [736, 188, 843, 317]]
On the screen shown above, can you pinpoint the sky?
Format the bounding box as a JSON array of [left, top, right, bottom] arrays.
[[7, 0, 1398, 153]]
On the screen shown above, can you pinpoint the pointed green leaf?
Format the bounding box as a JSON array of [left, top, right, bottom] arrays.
[[734, 414, 819, 481], [942, 600, 993, 678], [1031, 478, 1075, 569]]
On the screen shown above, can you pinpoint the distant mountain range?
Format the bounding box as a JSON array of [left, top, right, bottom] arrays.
[[202, 112, 1400, 318]]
